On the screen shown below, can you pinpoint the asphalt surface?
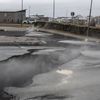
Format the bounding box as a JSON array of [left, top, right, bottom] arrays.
[[0, 28, 100, 100]]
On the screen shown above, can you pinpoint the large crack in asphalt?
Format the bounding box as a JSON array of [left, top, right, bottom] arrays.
[[0, 46, 81, 100], [1, 28, 100, 100], [0, 53, 60, 89], [24, 94, 70, 100]]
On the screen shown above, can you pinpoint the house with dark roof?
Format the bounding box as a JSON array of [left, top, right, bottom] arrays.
[[0, 10, 26, 23]]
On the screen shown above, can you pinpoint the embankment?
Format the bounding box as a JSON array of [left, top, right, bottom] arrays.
[[34, 21, 100, 39]]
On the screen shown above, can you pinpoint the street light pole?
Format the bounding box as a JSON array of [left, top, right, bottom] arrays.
[[86, 0, 93, 40], [29, 6, 31, 18], [22, 0, 23, 11], [21, 0, 23, 26], [53, 0, 55, 20]]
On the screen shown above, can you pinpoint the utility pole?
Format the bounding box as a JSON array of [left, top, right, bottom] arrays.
[[66, 10, 67, 18], [66, 10, 68, 20], [22, 0, 23, 11], [21, 0, 23, 26], [29, 6, 31, 18], [86, 0, 93, 40], [66, 9, 68, 18], [53, 0, 55, 20]]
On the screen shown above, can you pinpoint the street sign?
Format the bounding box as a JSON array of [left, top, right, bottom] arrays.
[[71, 12, 75, 17]]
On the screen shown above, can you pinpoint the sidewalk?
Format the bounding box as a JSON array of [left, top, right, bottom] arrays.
[[0, 36, 40, 46], [0, 26, 27, 31]]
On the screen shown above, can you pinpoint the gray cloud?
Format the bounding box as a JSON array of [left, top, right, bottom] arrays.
[[0, 0, 99, 17]]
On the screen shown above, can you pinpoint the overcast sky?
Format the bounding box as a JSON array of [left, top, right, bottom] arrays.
[[0, 0, 99, 17]]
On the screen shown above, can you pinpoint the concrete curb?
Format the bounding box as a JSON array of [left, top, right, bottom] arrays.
[[38, 28, 100, 42]]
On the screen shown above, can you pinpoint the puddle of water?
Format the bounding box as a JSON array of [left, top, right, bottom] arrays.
[[56, 69, 73, 76], [59, 40, 97, 45]]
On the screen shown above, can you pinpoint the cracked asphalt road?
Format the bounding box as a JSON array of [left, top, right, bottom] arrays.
[[0, 28, 100, 100]]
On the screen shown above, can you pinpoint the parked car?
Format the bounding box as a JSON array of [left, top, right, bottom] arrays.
[[28, 20, 35, 24], [22, 20, 35, 24], [22, 20, 29, 24]]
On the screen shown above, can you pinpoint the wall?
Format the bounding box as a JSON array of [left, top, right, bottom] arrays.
[[0, 10, 26, 23]]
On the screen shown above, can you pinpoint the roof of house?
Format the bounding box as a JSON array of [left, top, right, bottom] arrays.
[[0, 10, 26, 13]]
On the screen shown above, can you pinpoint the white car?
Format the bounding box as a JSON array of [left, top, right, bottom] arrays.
[[22, 20, 29, 24], [28, 20, 35, 24], [22, 20, 35, 24]]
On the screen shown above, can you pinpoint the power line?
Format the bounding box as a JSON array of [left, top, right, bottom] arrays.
[[21, 0, 23, 26]]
